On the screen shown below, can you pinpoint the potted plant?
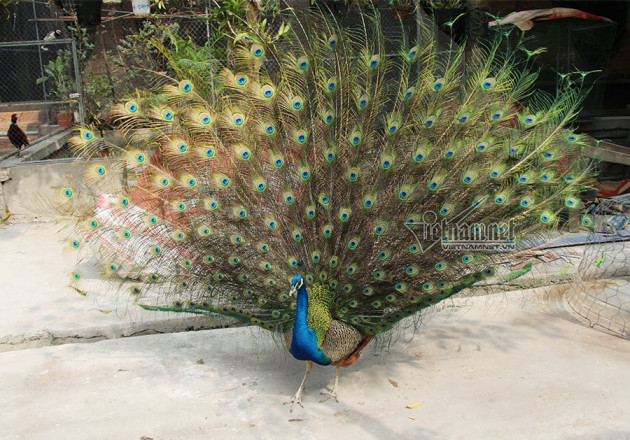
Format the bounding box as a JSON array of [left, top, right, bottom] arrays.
[[37, 54, 77, 126], [390, 0, 415, 20], [57, 111, 74, 127]]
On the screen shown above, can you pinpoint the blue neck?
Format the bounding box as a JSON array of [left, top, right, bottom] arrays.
[[289, 283, 332, 366]]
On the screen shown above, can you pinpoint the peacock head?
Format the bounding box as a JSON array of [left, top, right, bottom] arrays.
[[289, 275, 304, 297]]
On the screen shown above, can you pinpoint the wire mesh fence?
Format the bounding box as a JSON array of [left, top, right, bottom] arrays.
[[566, 198, 630, 339], [0, 39, 81, 107], [0, 39, 82, 155]]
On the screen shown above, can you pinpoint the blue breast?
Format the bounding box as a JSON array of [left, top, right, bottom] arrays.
[[289, 284, 332, 366], [290, 325, 332, 366]]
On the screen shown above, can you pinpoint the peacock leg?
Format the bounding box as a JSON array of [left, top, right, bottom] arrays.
[[286, 360, 313, 411], [320, 366, 340, 403]]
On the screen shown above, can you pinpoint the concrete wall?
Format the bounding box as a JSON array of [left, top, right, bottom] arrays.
[[0, 168, 8, 220], [0, 158, 123, 221]]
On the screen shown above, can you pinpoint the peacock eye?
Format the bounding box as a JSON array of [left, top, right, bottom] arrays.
[[297, 56, 309, 70]]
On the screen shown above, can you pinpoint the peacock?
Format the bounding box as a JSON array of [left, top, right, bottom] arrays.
[[58, 6, 594, 410]]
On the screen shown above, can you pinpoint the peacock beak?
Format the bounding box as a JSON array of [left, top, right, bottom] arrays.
[[289, 284, 297, 297]]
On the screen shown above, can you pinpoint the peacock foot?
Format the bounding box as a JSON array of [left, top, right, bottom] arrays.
[[320, 366, 340, 403], [284, 361, 313, 412], [284, 387, 306, 412], [319, 388, 338, 403]]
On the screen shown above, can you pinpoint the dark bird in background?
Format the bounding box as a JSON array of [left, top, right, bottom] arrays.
[[8, 114, 29, 157]]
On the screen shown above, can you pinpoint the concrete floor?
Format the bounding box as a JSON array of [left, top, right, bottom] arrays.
[[1, 222, 630, 440]]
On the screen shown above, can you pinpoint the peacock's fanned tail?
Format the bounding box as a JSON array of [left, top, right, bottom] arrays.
[[59, 10, 593, 336]]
